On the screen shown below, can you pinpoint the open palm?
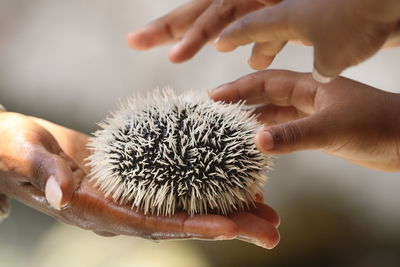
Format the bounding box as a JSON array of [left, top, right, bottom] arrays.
[[0, 113, 279, 248]]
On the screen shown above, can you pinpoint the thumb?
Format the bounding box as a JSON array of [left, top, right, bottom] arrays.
[[255, 114, 333, 154], [31, 147, 82, 210], [0, 113, 83, 210]]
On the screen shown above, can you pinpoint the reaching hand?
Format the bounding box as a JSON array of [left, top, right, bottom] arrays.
[[215, 0, 400, 81], [127, 0, 400, 83], [0, 112, 280, 249], [210, 70, 400, 172], [126, 0, 279, 63]]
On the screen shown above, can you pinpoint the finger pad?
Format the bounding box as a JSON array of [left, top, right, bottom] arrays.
[[126, 32, 153, 50]]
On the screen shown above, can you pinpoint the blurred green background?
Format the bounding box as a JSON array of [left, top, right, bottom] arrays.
[[1, 1, 400, 266]]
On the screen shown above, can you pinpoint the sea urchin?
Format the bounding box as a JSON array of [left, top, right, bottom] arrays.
[[87, 89, 272, 216]]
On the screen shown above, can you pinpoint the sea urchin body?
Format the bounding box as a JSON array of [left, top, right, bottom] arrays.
[[87, 89, 272, 216]]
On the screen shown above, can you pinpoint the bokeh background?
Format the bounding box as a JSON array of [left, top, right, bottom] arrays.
[[1, 1, 400, 266]]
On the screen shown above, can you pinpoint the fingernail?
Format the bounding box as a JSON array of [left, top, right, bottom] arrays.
[[214, 36, 220, 45], [45, 176, 63, 210], [257, 130, 274, 151], [312, 67, 335, 84]]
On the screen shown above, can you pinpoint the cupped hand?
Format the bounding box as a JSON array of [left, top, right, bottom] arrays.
[[0, 113, 280, 249], [126, 0, 280, 63], [210, 70, 400, 172], [0, 112, 83, 210]]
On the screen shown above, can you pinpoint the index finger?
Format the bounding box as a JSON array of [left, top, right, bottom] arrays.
[[127, 0, 211, 50], [168, 0, 270, 63], [210, 70, 318, 114]]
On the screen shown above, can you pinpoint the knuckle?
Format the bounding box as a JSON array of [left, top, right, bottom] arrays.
[[273, 122, 302, 149], [32, 157, 46, 188], [198, 28, 212, 42], [233, 17, 256, 45], [162, 22, 176, 40], [215, 1, 237, 21], [154, 17, 179, 41], [33, 154, 63, 188], [237, 14, 251, 31]]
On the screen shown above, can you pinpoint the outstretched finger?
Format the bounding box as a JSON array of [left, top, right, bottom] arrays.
[[248, 41, 287, 70], [210, 70, 317, 115], [215, 4, 294, 52], [168, 0, 266, 63], [127, 0, 212, 50]]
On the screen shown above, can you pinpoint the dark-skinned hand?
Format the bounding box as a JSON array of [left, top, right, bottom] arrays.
[[127, 0, 400, 82], [210, 70, 400, 172], [0, 112, 280, 249]]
